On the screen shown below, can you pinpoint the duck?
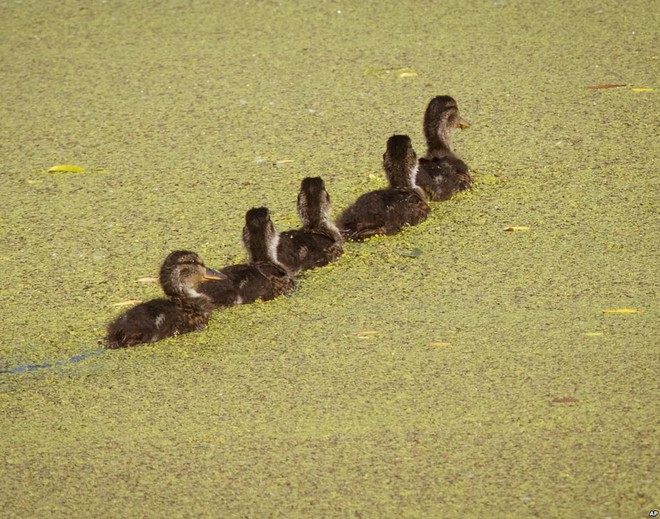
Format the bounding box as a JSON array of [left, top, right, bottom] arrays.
[[336, 134, 430, 240], [277, 177, 344, 275], [198, 207, 295, 306], [416, 95, 472, 201], [106, 250, 227, 348]]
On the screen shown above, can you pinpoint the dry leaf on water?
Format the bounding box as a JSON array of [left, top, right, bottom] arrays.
[[399, 248, 423, 258], [354, 330, 378, 339], [364, 67, 417, 79], [585, 84, 627, 89], [112, 300, 142, 307], [48, 165, 86, 173], [552, 396, 578, 404]]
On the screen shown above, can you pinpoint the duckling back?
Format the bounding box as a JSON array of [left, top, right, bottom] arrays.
[[106, 298, 210, 348], [199, 262, 293, 307], [277, 176, 344, 274], [336, 188, 429, 240], [277, 230, 342, 274], [417, 155, 471, 201]]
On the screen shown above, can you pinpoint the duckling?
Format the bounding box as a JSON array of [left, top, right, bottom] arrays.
[[198, 207, 295, 306], [106, 250, 227, 349], [336, 134, 430, 240], [416, 95, 472, 201], [277, 177, 344, 275]]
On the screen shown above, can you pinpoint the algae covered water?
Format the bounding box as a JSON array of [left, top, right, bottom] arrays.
[[0, 0, 658, 517]]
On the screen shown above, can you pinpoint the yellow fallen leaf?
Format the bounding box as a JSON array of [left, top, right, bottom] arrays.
[[275, 159, 294, 165], [503, 226, 530, 232], [602, 308, 639, 314], [630, 87, 655, 92], [582, 332, 603, 337], [431, 341, 450, 347], [112, 300, 142, 307], [137, 277, 158, 283], [354, 330, 378, 338], [48, 164, 85, 173], [364, 67, 416, 79]]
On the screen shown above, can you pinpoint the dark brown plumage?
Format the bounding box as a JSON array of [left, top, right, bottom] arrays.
[[198, 207, 295, 306], [106, 250, 226, 349], [277, 177, 343, 275], [416, 95, 472, 201], [336, 135, 430, 240]]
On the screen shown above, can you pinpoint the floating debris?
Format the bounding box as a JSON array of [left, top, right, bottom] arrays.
[[47, 164, 85, 173], [137, 277, 158, 283], [112, 300, 142, 307], [585, 84, 627, 90], [399, 248, 423, 258], [551, 396, 578, 404], [354, 330, 379, 339], [365, 67, 417, 79]]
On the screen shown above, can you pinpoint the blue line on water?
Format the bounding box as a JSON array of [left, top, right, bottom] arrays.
[[0, 347, 106, 375]]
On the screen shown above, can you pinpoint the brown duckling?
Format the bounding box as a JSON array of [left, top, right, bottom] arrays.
[[336, 134, 430, 240], [416, 95, 472, 201], [106, 250, 227, 349], [198, 207, 295, 306], [277, 177, 344, 275]]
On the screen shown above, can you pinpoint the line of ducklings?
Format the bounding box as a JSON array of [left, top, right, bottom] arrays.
[[106, 95, 471, 348]]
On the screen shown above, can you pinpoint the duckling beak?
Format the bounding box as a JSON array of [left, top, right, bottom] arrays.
[[202, 267, 227, 281], [456, 117, 471, 129]]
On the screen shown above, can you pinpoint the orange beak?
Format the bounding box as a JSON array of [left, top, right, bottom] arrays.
[[202, 267, 227, 281], [457, 116, 471, 129]]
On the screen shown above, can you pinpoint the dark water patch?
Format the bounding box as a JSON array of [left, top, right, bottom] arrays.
[[0, 347, 106, 375]]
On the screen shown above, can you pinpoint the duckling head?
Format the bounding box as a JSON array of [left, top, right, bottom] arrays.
[[297, 176, 332, 229], [423, 95, 470, 151], [243, 207, 280, 263], [159, 250, 226, 300], [383, 134, 418, 189]]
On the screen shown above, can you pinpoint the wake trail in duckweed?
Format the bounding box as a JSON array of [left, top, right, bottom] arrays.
[[0, 346, 106, 375]]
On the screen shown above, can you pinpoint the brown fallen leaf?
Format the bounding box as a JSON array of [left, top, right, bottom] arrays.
[[503, 226, 530, 232], [585, 84, 627, 89], [552, 396, 578, 404]]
